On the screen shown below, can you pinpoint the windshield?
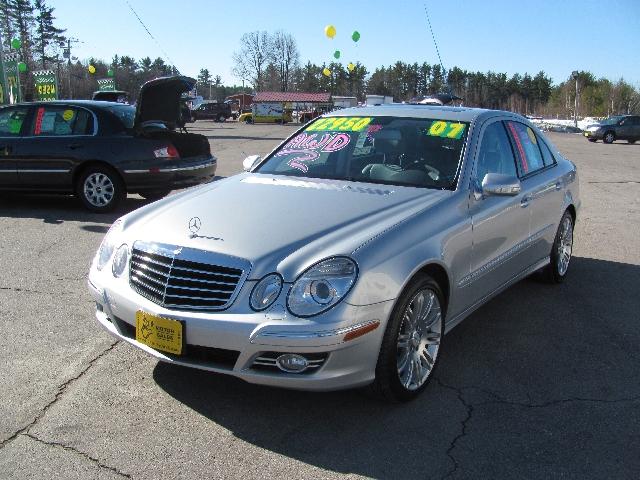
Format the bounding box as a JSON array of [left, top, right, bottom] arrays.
[[256, 116, 469, 189], [601, 116, 624, 126], [103, 104, 135, 129]]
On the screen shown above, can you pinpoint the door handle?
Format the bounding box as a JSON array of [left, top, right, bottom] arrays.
[[0, 145, 12, 155], [68, 143, 84, 150], [520, 196, 530, 208], [555, 182, 562, 190]]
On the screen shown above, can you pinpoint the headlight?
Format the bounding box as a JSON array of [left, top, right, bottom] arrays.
[[95, 219, 123, 271], [287, 257, 358, 317], [250, 273, 283, 311], [111, 244, 129, 277]]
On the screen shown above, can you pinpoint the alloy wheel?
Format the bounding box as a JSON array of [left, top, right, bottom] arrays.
[[557, 215, 573, 276], [396, 288, 442, 391], [84, 172, 115, 207]]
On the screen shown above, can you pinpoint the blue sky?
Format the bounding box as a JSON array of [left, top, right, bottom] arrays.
[[52, 0, 640, 86]]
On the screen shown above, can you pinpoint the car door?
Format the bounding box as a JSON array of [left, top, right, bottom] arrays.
[[467, 119, 532, 302], [616, 117, 634, 140], [17, 105, 96, 190], [632, 116, 640, 140], [0, 105, 30, 188], [505, 121, 565, 265]]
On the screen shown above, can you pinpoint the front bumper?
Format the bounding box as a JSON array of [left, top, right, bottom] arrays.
[[583, 130, 602, 139], [88, 270, 392, 391], [123, 156, 217, 191]]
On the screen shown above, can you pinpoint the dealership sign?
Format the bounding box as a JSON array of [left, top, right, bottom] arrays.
[[97, 78, 116, 91], [33, 70, 58, 101]]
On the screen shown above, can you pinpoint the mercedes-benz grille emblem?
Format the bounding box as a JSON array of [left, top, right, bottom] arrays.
[[188, 216, 201, 235]]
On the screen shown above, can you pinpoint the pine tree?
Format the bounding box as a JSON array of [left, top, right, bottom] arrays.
[[8, 0, 35, 65], [33, 0, 66, 69], [0, 0, 16, 49]]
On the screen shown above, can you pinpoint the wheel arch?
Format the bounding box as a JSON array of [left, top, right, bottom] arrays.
[[72, 161, 126, 193], [400, 261, 451, 317]]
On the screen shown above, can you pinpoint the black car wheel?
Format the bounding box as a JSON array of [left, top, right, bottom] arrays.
[[217, 114, 226, 122], [588, 138, 597, 142], [245, 117, 253, 124], [629, 139, 636, 144], [139, 189, 171, 201], [77, 165, 124, 213], [370, 273, 444, 402], [603, 131, 615, 144]]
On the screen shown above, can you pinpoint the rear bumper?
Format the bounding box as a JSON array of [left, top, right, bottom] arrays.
[[123, 156, 217, 191]]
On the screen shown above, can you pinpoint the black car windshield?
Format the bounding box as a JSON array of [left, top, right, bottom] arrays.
[[256, 116, 469, 189], [103, 104, 135, 129], [601, 116, 624, 126]]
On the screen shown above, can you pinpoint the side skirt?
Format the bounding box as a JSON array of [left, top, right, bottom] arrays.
[[444, 256, 550, 334]]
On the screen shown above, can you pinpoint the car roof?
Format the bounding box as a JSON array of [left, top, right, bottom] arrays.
[[7, 100, 133, 110], [326, 104, 513, 123]]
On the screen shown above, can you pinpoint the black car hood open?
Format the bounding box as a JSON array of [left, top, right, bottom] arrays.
[[134, 75, 196, 130]]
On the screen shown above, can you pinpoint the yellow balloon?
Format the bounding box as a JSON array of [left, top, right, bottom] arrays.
[[322, 67, 331, 77], [324, 25, 336, 39], [347, 63, 355, 72], [88, 65, 96, 74]]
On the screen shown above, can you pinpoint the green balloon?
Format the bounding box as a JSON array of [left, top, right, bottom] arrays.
[[333, 50, 341, 59], [351, 31, 360, 42], [107, 69, 115, 77], [11, 38, 21, 49], [18, 62, 27, 73]]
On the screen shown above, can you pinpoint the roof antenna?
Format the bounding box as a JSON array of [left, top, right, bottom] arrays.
[[423, 3, 452, 96]]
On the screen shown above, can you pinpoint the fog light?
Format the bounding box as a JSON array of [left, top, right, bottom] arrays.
[[276, 354, 309, 373]]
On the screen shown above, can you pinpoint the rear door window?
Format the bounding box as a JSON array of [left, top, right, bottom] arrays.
[[505, 121, 545, 176], [30, 106, 94, 136], [0, 106, 30, 136]]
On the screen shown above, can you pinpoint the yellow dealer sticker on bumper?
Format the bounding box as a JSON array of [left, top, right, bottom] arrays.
[[135, 311, 183, 355]]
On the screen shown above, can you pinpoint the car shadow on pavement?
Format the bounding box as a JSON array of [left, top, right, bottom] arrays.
[[153, 256, 640, 478], [0, 193, 148, 225]]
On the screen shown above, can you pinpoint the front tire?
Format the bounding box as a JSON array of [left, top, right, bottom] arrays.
[[544, 210, 574, 283], [76, 166, 124, 213], [217, 114, 226, 122], [603, 131, 615, 144], [588, 138, 597, 143], [371, 274, 444, 402], [628, 139, 636, 144]]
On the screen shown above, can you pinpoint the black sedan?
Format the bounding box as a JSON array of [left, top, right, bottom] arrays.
[[0, 76, 216, 212]]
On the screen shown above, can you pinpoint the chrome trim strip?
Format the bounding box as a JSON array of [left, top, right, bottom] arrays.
[[253, 319, 379, 341], [458, 224, 553, 288], [124, 159, 217, 174], [15, 169, 71, 173]]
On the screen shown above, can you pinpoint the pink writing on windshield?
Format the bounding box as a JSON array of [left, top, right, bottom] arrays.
[[277, 133, 351, 173]]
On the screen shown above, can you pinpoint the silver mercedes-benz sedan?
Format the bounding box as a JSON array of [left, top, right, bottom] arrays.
[[88, 105, 579, 401]]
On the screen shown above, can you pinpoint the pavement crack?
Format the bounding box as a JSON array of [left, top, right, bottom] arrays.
[[23, 433, 131, 478], [433, 378, 474, 480], [0, 286, 79, 296], [0, 341, 119, 449], [433, 377, 640, 479]]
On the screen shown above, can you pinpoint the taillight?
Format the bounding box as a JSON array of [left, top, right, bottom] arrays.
[[153, 144, 180, 159]]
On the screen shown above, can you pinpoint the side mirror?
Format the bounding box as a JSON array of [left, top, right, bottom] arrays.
[[242, 155, 261, 172], [481, 173, 521, 196]]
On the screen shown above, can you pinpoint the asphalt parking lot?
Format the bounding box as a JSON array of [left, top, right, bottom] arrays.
[[0, 120, 638, 479]]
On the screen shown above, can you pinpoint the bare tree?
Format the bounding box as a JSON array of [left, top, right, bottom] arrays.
[[270, 30, 299, 92], [232, 31, 271, 91]]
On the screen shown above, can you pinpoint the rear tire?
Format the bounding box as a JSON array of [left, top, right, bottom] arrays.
[[370, 274, 444, 402], [139, 189, 171, 201], [543, 210, 574, 283], [628, 139, 636, 144], [76, 165, 124, 213], [603, 131, 615, 144]]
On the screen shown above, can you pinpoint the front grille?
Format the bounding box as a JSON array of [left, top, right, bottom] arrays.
[[129, 241, 250, 312]]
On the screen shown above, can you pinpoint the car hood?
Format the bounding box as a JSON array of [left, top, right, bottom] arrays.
[[134, 75, 196, 129], [123, 173, 450, 280]]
